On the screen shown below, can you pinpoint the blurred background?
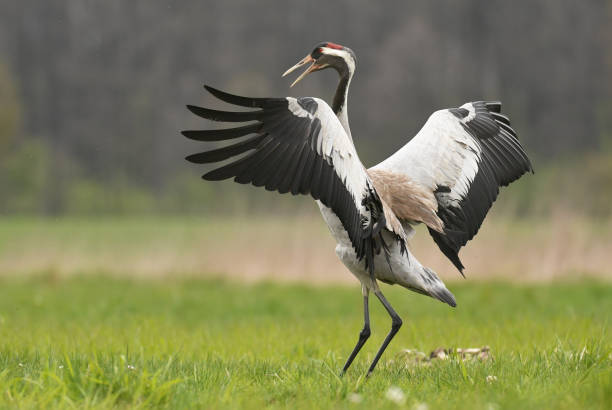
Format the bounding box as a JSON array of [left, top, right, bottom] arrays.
[[0, 0, 610, 282]]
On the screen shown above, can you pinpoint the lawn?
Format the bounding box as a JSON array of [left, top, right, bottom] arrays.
[[0, 277, 609, 409]]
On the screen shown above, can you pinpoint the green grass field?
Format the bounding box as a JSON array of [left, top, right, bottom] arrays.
[[0, 277, 609, 409]]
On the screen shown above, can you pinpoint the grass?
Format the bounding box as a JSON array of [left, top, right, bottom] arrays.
[[0, 276, 610, 409]]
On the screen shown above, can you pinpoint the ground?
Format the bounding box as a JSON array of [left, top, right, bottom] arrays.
[[0, 277, 610, 409]]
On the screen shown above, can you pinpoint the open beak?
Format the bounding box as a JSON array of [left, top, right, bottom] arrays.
[[282, 54, 322, 87]]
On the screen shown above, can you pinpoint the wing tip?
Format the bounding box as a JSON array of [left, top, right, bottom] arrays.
[[429, 227, 466, 277], [201, 171, 222, 181], [445, 243, 465, 276], [203, 84, 262, 108], [485, 101, 502, 113], [186, 104, 201, 116], [203, 84, 218, 95], [185, 153, 202, 164], [181, 129, 210, 142]]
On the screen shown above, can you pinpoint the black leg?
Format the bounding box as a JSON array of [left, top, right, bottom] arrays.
[[366, 288, 402, 376], [341, 286, 371, 374]]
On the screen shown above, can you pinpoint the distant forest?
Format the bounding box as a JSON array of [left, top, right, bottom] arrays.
[[0, 1, 610, 215]]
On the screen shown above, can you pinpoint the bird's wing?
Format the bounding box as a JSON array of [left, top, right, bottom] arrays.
[[183, 85, 407, 276], [370, 101, 533, 274]]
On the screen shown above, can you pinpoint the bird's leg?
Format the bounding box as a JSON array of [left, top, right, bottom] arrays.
[[366, 286, 402, 376], [341, 284, 371, 375]]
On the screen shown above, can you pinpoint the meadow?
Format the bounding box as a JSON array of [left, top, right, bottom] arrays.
[[0, 277, 610, 409], [0, 215, 610, 409]]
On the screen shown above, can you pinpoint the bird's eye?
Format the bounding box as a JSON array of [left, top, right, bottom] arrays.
[[311, 47, 323, 59]]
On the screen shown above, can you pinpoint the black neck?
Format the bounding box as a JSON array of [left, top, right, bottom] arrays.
[[332, 72, 350, 115], [331, 65, 353, 140]]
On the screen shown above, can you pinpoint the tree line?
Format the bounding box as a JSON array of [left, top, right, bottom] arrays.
[[0, 0, 610, 214]]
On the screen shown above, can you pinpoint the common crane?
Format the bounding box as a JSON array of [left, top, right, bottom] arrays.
[[182, 42, 533, 375]]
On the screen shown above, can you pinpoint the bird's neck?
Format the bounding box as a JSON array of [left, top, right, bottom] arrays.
[[332, 71, 353, 142]]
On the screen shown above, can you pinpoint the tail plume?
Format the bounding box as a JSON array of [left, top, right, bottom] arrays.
[[422, 267, 457, 307]]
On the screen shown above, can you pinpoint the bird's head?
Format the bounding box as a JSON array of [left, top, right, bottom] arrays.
[[282, 42, 356, 87]]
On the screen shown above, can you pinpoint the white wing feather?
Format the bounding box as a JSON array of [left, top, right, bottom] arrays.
[[372, 109, 481, 203], [371, 101, 532, 273]]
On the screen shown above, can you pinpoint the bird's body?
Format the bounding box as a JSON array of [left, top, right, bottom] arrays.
[[285, 94, 447, 301], [182, 42, 532, 374], [320, 201, 454, 304]]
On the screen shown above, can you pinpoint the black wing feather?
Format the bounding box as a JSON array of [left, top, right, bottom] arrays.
[[185, 134, 265, 164], [430, 101, 533, 274], [184, 85, 397, 276], [181, 123, 261, 141]]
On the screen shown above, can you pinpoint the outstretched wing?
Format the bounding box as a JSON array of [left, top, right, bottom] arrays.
[[371, 101, 533, 274], [183, 85, 407, 276]]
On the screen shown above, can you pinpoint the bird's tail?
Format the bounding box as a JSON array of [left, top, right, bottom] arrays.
[[421, 267, 457, 307]]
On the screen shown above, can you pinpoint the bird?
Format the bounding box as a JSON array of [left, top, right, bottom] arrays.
[[181, 41, 533, 375]]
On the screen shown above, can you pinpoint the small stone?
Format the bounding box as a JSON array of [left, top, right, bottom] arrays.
[[385, 386, 406, 405], [348, 393, 363, 403], [430, 347, 448, 360], [486, 375, 498, 383], [400, 349, 427, 362]]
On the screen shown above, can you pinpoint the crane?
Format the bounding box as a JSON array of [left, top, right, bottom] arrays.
[[182, 42, 533, 375]]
